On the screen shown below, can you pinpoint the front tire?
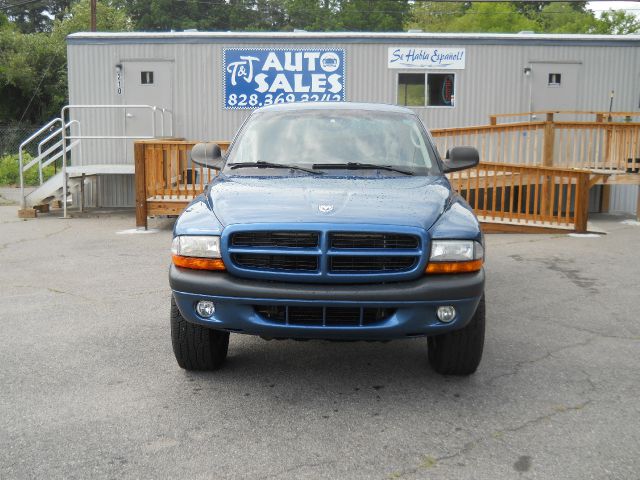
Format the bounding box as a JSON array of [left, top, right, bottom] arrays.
[[428, 295, 485, 375], [170, 296, 229, 370]]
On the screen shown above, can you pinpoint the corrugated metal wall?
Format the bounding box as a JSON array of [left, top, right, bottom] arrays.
[[608, 185, 639, 214], [67, 34, 640, 208]]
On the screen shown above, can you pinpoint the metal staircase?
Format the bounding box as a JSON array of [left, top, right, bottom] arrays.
[[18, 104, 172, 217]]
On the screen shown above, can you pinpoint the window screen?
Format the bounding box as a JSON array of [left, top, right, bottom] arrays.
[[427, 74, 455, 107], [141, 71, 154, 85], [397, 73, 425, 107], [548, 73, 561, 86]]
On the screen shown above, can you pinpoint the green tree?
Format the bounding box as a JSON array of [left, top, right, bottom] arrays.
[[537, 2, 599, 33], [0, 0, 72, 33], [336, 0, 409, 32], [405, 2, 468, 33], [447, 2, 538, 33], [118, 0, 232, 31], [0, 0, 130, 125], [405, 1, 639, 35], [595, 9, 640, 35], [284, 0, 340, 31]]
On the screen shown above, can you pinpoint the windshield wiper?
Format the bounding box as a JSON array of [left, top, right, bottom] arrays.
[[312, 162, 414, 176], [228, 161, 322, 175]]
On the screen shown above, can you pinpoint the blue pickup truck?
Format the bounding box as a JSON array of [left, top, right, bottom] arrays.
[[169, 103, 485, 375]]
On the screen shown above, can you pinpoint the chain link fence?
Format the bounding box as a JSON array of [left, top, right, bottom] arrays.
[[0, 124, 39, 157], [0, 124, 58, 186]]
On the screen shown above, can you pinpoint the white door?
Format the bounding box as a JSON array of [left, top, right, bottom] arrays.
[[530, 62, 580, 114], [122, 60, 173, 162]]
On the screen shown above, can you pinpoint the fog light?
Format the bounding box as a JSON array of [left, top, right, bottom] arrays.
[[196, 300, 216, 318], [437, 306, 456, 323]]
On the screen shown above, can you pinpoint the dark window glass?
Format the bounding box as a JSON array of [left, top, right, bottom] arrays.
[[397, 73, 425, 107], [427, 74, 455, 107], [548, 73, 561, 86], [141, 71, 154, 85]]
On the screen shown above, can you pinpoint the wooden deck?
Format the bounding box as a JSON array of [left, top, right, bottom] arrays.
[[134, 110, 640, 232]]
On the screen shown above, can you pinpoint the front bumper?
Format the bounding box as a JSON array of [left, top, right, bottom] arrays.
[[169, 265, 484, 340]]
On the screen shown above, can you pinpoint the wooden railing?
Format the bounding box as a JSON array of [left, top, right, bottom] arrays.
[[431, 113, 640, 174], [134, 138, 592, 232], [489, 111, 640, 124], [134, 140, 227, 228], [447, 162, 591, 232]]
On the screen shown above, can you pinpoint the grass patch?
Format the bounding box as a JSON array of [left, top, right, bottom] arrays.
[[0, 154, 56, 186]]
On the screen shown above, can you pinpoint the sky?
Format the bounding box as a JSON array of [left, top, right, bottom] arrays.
[[587, 1, 640, 18]]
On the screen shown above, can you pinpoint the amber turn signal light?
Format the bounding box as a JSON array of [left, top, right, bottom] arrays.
[[172, 255, 226, 271], [425, 259, 483, 274]]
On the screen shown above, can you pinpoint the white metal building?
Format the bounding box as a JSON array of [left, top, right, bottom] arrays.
[[65, 31, 640, 210]]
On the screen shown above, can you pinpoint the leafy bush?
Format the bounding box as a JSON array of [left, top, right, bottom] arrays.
[[0, 153, 55, 186]]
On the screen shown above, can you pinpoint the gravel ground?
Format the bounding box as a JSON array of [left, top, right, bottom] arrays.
[[1, 205, 639, 479]]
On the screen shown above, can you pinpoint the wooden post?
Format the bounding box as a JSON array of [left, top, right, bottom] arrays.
[[603, 125, 613, 169], [574, 173, 590, 233], [134, 141, 148, 230], [540, 113, 555, 217], [90, 0, 96, 31], [489, 115, 497, 126], [542, 112, 555, 167], [79, 173, 85, 213]]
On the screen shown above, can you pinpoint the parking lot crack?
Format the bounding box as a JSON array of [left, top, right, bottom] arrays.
[[554, 321, 640, 341], [485, 336, 596, 386], [262, 460, 337, 479], [388, 395, 595, 479], [0, 224, 71, 251]]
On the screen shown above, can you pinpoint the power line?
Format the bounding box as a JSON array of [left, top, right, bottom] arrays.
[[16, 52, 60, 125], [153, 0, 640, 15], [0, 0, 48, 11]]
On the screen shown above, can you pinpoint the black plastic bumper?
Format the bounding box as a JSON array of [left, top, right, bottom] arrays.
[[169, 264, 484, 302]]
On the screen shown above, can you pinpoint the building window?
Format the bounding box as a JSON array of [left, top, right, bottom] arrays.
[[427, 73, 455, 107], [398, 73, 425, 107], [548, 73, 561, 86], [397, 73, 455, 107], [141, 71, 154, 85]]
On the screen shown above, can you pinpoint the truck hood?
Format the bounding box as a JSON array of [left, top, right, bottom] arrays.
[[208, 174, 452, 231]]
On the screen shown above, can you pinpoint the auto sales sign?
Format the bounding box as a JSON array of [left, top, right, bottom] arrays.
[[223, 48, 345, 109]]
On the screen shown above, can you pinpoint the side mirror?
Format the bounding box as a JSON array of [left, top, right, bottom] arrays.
[[443, 146, 479, 173], [190, 142, 224, 170]]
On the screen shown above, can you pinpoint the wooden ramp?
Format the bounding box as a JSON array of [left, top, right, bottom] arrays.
[[134, 143, 593, 233], [134, 110, 639, 232]]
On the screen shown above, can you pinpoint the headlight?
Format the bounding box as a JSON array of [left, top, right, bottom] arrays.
[[172, 236, 221, 258], [429, 240, 483, 261], [172, 236, 225, 271], [426, 240, 483, 274]]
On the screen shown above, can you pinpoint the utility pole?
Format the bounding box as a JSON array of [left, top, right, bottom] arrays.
[[90, 0, 96, 31]]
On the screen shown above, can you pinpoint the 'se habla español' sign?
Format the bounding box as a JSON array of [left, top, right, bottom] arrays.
[[223, 49, 345, 109], [388, 47, 465, 69]]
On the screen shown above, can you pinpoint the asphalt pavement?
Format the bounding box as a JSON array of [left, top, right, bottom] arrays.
[[1, 197, 639, 479]]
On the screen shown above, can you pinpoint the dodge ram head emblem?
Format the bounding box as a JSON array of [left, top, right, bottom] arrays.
[[318, 204, 334, 213]]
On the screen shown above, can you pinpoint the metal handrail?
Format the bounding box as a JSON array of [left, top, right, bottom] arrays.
[[59, 104, 165, 218], [19, 104, 172, 214], [157, 108, 174, 137], [35, 120, 81, 183], [19, 118, 64, 208]]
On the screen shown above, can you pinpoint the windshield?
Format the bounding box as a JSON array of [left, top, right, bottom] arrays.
[[226, 109, 440, 176]]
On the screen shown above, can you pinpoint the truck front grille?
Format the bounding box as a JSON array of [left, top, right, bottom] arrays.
[[232, 253, 318, 271], [254, 305, 395, 326], [225, 227, 424, 281], [231, 231, 319, 248], [330, 232, 419, 249], [329, 255, 417, 272]]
